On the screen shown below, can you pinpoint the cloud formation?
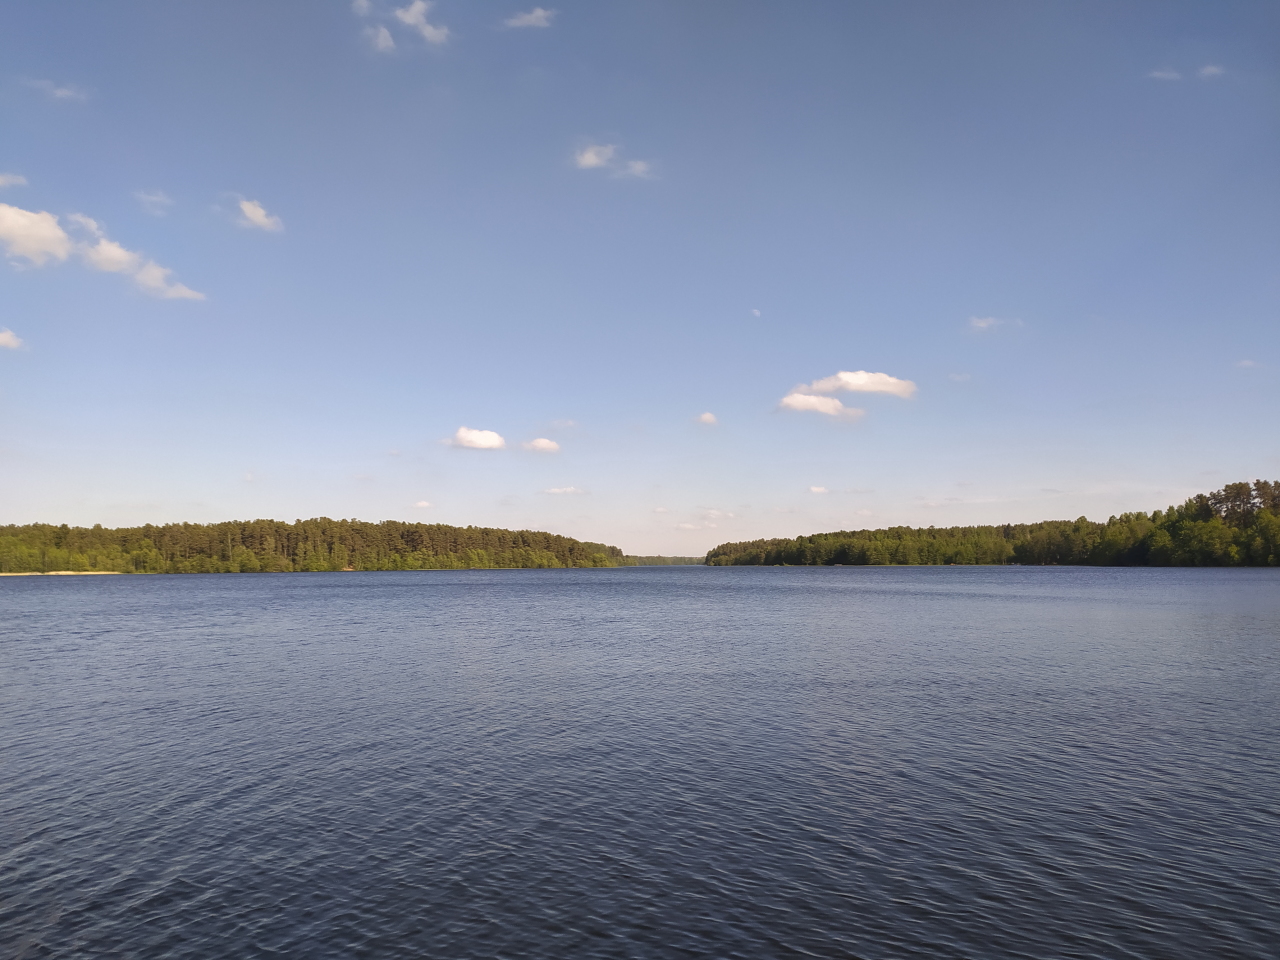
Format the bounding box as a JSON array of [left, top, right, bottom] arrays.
[[238, 199, 283, 232], [523, 437, 560, 452], [543, 486, 583, 494], [366, 25, 395, 51], [810, 486, 828, 494], [0, 204, 202, 299], [352, 0, 372, 13], [1148, 69, 1181, 81], [779, 392, 862, 418], [697, 412, 717, 425], [505, 7, 555, 27], [134, 190, 173, 215], [0, 204, 72, 265], [394, 1, 449, 44], [803, 370, 917, 398], [0, 174, 28, 189], [1199, 65, 1224, 78], [25, 79, 87, 101], [414, 499, 432, 507], [0, 328, 22, 350], [452, 426, 505, 449], [575, 143, 654, 178]]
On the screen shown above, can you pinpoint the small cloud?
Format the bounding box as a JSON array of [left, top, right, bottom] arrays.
[[134, 190, 173, 216], [575, 143, 655, 179], [1236, 360, 1257, 368], [810, 486, 829, 494], [751, 308, 761, 317], [394, 0, 449, 44], [12, 207, 204, 298], [653, 506, 668, 513], [0, 328, 22, 350], [505, 7, 555, 27], [779, 392, 863, 418], [543, 486, 584, 494], [524, 437, 560, 452], [451, 426, 505, 449], [949, 372, 971, 382], [619, 160, 653, 179], [0, 203, 73, 265], [575, 144, 616, 169], [352, 0, 372, 14], [697, 412, 717, 425], [132, 260, 204, 300], [414, 500, 433, 508], [366, 25, 395, 51], [1198, 65, 1225, 79], [551, 419, 577, 428], [704, 509, 734, 520], [237, 199, 283, 232], [0, 174, 28, 189], [970, 316, 1004, 330], [25, 79, 87, 101], [1148, 69, 1181, 81], [804, 370, 917, 398]]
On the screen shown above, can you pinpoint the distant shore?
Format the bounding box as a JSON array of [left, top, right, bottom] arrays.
[[0, 571, 123, 577]]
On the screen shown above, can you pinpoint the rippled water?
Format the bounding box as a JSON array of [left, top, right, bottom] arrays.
[[2, 567, 1278, 958]]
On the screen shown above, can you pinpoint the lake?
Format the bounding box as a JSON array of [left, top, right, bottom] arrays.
[[2, 567, 1278, 958]]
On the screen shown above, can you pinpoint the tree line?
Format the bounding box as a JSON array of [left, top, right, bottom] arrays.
[[0, 518, 632, 574], [704, 480, 1280, 567]]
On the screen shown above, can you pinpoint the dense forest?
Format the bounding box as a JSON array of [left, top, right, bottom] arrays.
[[0, 518, 635, 574], [705, 480, 1280, 567]]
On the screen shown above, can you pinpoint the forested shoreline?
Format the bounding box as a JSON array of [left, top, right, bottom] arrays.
[[705, 481, 1280, 567], [0, 518, 643, 574]]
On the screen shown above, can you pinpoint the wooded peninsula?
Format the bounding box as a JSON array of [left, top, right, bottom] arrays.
[[1, 481, 1276, 574], [706, 480, 1280, 567]]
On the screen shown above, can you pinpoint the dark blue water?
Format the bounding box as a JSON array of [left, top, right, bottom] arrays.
[[2, 567, 1278, 959]]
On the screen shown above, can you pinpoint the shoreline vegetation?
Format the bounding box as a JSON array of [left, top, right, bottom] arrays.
[[706, 480, 1280, 567], [0, 518, 700, 575], [1, 481, 1275, 575]]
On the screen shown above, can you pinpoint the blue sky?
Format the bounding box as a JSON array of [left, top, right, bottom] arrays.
[[1, 1, 1276, 554]]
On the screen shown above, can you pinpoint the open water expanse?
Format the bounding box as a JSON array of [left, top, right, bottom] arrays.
[[2, 566, 1278, 959]]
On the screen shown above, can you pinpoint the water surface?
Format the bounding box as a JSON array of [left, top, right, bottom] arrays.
[[2, 567, 1278, 958]]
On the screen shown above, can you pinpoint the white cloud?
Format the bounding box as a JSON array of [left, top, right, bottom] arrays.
[[0, 203, 73, 265], [394, 1, 449, 44], [452, 426, 505, 449], [543, 486, 584, 494], [1199, 65, 1225, 78], [810, 486, 829, 494], [2, 204, 203, 298], [804, 370, 917, 398], [551, 419, 577, 428], [352, 0, 372, 14], [970, 316, 1004, 330], [366, 25, 396, 51], [25, 79, 87, 101], [0, 174, 28, 189], [135, 190, 173, 216], [505, 7, 554, 27], [575, 144, 616, 169], [653, 506, 668, 513], [751, 308, 761, 317], [132, 261, 204, 300], [523, 437, 560, 452], [619, 159, 653, 179], [0, 328, 22, 350], [414, 500, 433, 508], [949, 372, 971, 382], [1236, 360, 1257, 368], [697, 412, 717, 425], [82, 238, 141, 274], [1148, 69, 1181, 81], [779, 392, 863, 418], [238, 199, 283, 232]]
